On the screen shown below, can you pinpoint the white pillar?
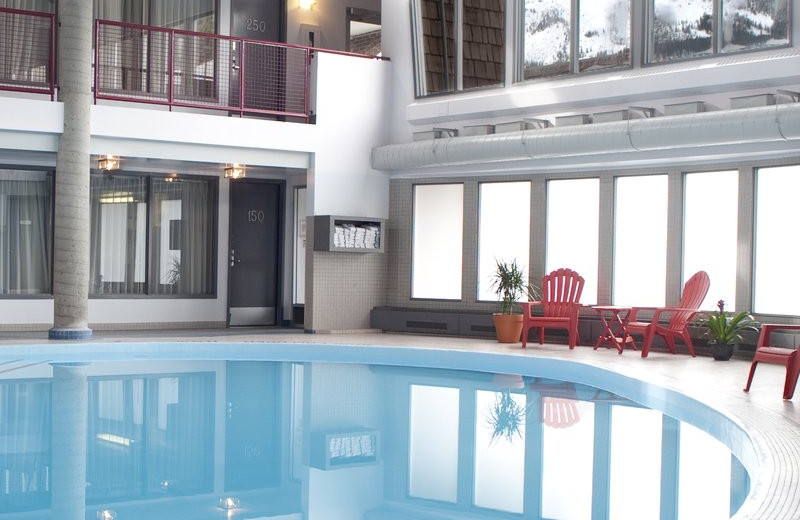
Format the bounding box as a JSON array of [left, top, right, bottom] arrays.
[[49, 0, 93, 340], [50, 363, 89, 520]]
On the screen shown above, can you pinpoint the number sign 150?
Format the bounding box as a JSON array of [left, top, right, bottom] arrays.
[[248, 210, 265, 222]]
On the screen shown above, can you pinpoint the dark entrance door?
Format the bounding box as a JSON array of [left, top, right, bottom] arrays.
[[224, 361, 281, 491], [228, 180, 281, 326]]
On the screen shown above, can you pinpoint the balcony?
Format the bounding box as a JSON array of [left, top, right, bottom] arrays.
[[0, 8, 56, 99], [1, 8, 387, 124], [94, 20, 311, 121]]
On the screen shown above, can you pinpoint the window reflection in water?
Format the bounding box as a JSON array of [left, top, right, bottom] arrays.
[[0, 360, 749, 519]]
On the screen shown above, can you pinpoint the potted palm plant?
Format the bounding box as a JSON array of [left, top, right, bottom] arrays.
[[700, 299, 759, 361], [490, 259, 532, 343]]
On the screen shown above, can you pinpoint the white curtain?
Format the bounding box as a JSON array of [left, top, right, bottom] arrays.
[[0, 170, 51, 295], [89, 175, 147, 295], [150, 177, 213, 296]]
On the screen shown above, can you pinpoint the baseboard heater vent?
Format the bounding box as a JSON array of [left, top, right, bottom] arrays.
[[406, 320, 448, 330]]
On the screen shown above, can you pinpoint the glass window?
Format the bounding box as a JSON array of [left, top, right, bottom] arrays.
[[94, 0, 215, 31], [477, 182, 530, 302], [754, 165, 800, 315], [541, 398, 594, 519], [412, 0, 504, 96], [546, 178, 599, 304], [412, 184, 463, 300], [721, 0, 789, 53], [0, 170, 52, 296], [90, 173, 215, 297], [90, 175, 147, 295], [413, 0, 455, 95], [474, 390, 525, 513], [150, 178, 214, 296], [578, 0, 631, 72], [609, 406, 663, 520], [463, 0, 505, 89], [683, 170, 738, 311], [613, 175, 668, 307], [409, 384, 460, 502], [652, 0, 713, 62], [522, 0, 571, 80]]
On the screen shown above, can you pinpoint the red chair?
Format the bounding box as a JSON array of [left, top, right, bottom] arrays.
[[627, 270, 710, 358], [521, 268, 584, 349], [744, 324, 800, 399]]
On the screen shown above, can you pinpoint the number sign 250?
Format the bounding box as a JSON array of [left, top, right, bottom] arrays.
[[245, 18, 267, 33]]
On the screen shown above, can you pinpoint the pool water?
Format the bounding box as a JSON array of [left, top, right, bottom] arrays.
[[0, 343, 751, 520]]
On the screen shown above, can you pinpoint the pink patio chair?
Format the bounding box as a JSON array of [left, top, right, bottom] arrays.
[[521, 268, 584, 349], [627, 270, 710, 358]]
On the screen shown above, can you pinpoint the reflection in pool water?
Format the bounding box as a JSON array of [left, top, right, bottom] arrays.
[[0, 355, 749, 520]]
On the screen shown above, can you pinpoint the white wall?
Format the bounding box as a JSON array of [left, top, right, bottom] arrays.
[[310, 52, 391, 218]]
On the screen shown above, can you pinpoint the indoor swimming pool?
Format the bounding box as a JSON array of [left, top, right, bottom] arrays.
[[0, 341, 756, 520]]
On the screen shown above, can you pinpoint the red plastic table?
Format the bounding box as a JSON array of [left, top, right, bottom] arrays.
[[592, 306, 635, 354]]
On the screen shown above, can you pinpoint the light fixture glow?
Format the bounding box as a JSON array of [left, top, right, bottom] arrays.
[[218, 496, 240, 510], [165, 172, 179, 182], [224, 163, 246, 180], [98, 155, 120, 171], [96, 433, 134, 446], [96, 509, 117, 520], [299, 0, 316, 8]]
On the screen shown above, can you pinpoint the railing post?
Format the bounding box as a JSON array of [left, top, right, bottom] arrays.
[[93, 19, 98, 105], [305, 49, 312, 123], [168, 28, 174, 111], [51, 13, 57, 100], [239, 39, 246, 117]]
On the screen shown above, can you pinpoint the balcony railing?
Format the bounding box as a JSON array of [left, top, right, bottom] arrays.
[[94, 20, 311, 121], [0, 7, 56, 99]]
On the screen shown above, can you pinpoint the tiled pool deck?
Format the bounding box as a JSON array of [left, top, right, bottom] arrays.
[[1, 329, 798, 519]]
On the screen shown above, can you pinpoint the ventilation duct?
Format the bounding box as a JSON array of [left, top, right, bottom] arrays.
[[372, 103, 800, 171]]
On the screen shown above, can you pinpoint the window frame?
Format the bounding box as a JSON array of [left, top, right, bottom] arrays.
[[410, 182, 465, 302], [516, 0, 634, 83], [644, 0, 793, 65], [88, 170, 219, 299], [0, 167, 54, 299], [411, 0, 507, 97]]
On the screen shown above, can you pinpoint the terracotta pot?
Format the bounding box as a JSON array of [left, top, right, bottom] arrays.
[[711, 343, 735, 361], [492, 313, 523, 343]]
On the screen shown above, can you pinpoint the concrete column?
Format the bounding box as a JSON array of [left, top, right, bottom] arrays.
[[50, 363, 89, 520], [49, 0, 93, 340]]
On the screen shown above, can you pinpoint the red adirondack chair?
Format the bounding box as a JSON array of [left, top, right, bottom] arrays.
[[521, 268, 584, 349], [627, 270, 710, 358], [744, 324, 800, 399]]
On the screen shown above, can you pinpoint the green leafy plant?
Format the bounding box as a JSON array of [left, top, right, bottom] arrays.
[[486, 390, 527, 443], [490, 259, 537, 315], [700, 299, 759, 345]]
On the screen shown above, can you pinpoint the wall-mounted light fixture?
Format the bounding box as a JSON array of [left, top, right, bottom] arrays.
[[96, 510, 117, 520], [218, 496, 241, 510], [165, 172, 179, 183], [299, 0, 316, 9], [98, 154, 120, 172], [224, 163, 246, 180]]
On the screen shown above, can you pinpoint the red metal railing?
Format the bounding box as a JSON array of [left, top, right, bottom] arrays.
[[94, 19, 311, 120], [0, 7, 56, 99]]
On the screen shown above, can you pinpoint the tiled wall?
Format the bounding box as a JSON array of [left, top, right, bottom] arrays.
[[306, 216, 388, 332]]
